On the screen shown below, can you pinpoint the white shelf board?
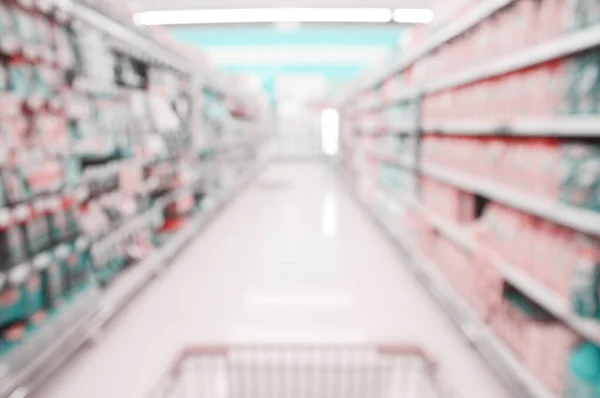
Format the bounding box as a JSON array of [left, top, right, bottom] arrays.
[[379, 183, 420, 211], [338, 168, 554, 398], [422, 164, 600, 238], [495, 257, 600, 346], [0, 164, 263, 398], [0, 288, 101, 398], [343, 0, 515, 101], [424, 212, 479, 253], [418, 207, 600, 347], [71, 2, 191, 73], [423, 116, 600, 137], [426, 24, 600, 94], [368, 150, 416, 169]]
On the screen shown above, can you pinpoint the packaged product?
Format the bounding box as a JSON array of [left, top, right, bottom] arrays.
[[2, 166, 32, 206], [32, 248, 64, 309], [570, 236, 600, 318], [0, 5, 16, 49], [18, 151, 65, 197], [564, 52, 600, 115], [0, 226, 30, 329], [560, 142, 600, 212], [565, 342, 600, 398], [9, 61, 36, 103], [12, 9, 39, 57], [24, 214, 51, 255]]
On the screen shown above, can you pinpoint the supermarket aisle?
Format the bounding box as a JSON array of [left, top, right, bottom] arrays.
[[35, 162, 510, 398]]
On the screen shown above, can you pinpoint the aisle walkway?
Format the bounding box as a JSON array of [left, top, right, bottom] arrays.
[[34, 162, 510, 398]]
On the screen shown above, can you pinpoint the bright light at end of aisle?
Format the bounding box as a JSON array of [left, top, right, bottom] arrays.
[[135, 8, 394, 25], [393, 8, 434, 23], [321, 108, 339, 156]]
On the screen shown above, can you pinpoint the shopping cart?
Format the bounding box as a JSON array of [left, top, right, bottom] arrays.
[[147, 344, 456, 398]]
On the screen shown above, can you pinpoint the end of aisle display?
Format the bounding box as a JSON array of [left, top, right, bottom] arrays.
[[335, 0, 600, 395]]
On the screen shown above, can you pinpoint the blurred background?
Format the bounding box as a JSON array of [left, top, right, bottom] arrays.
[[0, 0, 599, 398]]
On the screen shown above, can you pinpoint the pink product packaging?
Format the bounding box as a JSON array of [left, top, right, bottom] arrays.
[[535, 140, 561, 200], [554, 229, 579, 298], [531, 221, 555, 289], [521, 216, 540, 276], [457, 190, 475, 223], [539, 223, 563, 292]]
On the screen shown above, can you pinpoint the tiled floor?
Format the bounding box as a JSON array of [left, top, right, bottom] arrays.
[[34, 162, 510, 398]]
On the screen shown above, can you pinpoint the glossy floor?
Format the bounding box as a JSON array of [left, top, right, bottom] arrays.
[[34, 162, 510, 398]]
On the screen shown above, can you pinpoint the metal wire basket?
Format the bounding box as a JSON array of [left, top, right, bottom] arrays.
[[147, 344, 455, 398]]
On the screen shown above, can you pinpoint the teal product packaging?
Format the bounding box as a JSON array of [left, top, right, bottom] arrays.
[[25, 214, 51, 255], [9, 63, 34, 101], [0, 5, 15, 42], [23, 268, 44, 324], [566, 52, 600, 115], [11, 9, 39, 57], [33, 250, 65, 310], [49, 210, 69, 244], [571, 236, 600, 318], [0, 226, 29, 328], [0, 62, 8, 91], [52, 243, 77, 293], [565, 343, 600, 398], [560, 143, 600, 212], [2, 167, 31, 205], [66, 237, 92, 291]]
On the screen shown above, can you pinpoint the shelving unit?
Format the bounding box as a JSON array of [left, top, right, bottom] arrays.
[[0, 0, 270, 396], [0, 164, 262, 398], [339, 168, 553, 398], [335, 0, 600, 395]]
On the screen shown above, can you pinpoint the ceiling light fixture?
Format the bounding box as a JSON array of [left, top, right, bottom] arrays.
[[134, 8, 393, 25], [392, 8, 434, 23]]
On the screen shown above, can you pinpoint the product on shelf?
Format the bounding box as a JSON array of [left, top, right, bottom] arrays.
[[0, 0, 267, 385], [337, 0, 600, 394]]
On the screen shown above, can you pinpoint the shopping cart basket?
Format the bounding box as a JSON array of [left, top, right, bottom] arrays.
[[147, 344, 455, 398]]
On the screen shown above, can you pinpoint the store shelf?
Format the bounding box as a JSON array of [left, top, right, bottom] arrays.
[[419, 210, 600, 346], [71, 2, 190, 73], [494, 256, 600, 346], [338, 166, 554, 398], [421, 163, 600, 238], [0, 186, 88, 230], [423, 117, 600, 137], [0, 287, 101, 398], [0, 164, 262, 398], [93, 163, 262, 328], [423, 211, 479, 253], [368, 150, 416, 170], [426, 24, 600, 94], [379, 183, 420, 211], [345, 0, 515, 100]]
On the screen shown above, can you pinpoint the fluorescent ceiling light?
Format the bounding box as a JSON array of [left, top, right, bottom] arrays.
[[392, 8, 434, 23], [135, 8, 393, 25]]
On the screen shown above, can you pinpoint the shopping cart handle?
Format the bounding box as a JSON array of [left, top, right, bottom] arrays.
[[376, 344, 438, 370]]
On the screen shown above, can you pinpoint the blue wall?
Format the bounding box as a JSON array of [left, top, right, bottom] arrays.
[[171, 26, 403, 94], [171, 26, 403, 47]]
